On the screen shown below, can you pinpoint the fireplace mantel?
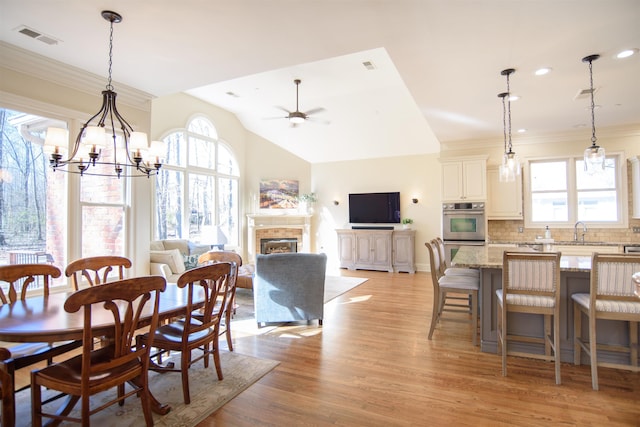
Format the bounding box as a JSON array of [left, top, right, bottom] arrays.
[[247, 214, 312, 263]]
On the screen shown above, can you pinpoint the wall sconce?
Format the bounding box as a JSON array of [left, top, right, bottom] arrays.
[[333, 200, 340, 206], [412, 198, 419, 204]]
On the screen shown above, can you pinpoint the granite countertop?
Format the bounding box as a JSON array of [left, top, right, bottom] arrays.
[[452, 245, 592, 273]]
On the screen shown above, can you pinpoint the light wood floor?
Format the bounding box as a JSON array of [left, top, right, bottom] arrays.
[[12, 270, 640, 426], [199, 270, 640, 427]]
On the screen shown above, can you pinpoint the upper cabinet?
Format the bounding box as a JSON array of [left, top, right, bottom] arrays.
[[486, 165, 523, 219], [441, 157, 487, 201], [630, 156, 640, 219]]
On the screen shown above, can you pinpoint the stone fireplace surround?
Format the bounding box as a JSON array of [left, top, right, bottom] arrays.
[[247, 214, 311, 263]]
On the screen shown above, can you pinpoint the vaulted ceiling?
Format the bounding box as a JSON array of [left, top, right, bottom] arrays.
[[2, 1, 639, 163]]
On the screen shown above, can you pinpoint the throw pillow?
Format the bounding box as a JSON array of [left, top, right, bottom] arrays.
[[183, 254, 199, 270], [149, 249, 186, 274]]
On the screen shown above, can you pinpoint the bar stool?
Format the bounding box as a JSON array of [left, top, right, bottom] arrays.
[[497, 251, 562, 384], [426, 240, 479, 345], [572, 253, 640, 390]]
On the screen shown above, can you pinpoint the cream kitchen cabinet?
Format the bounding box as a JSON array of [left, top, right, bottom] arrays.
[[487, 166, 523, 219], [441, 157, 487, 201], [337, 229, 414, 273]]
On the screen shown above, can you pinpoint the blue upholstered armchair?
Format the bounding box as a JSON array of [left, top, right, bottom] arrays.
[[254, 252, 327, 326]]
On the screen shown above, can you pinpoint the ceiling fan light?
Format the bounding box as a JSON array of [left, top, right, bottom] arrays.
[[289, 116, 305, 124]]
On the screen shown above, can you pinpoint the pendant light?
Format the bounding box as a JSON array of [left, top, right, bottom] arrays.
[[582, 54, 605, 175], [43, 11, 164, 178], [498, 68, 520, 182]]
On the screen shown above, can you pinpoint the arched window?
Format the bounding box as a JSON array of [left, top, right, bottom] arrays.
[[155, 116, 240, 247]]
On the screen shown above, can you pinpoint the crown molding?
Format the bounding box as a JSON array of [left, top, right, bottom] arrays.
[[0, 41, 152, 112], [440, 124, 640, 152]]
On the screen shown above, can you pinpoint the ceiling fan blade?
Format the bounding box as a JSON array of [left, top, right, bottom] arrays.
[[263, 116, 288, 120], [306, 116, 331, 125], [303, 107, 326, 116], [274, 106, 292, 114]]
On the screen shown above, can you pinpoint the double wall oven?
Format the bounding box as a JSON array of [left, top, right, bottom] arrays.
[[442, 202, 486, 264]]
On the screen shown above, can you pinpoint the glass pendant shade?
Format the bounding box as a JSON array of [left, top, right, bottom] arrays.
[[584, 144, 605, 175], [499, 151, 520, 182]]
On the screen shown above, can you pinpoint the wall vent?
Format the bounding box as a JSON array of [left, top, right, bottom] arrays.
[[16, 25, 60, 45]]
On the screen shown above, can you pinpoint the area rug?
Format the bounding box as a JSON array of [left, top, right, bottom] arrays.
[[323, 275, 368, 303], [15, 350, 279, 427]]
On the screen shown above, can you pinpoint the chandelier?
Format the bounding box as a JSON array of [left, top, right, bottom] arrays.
[[582, 54, 605, 175], [498, 68, 520, 182], [44, 11, 164, 178]]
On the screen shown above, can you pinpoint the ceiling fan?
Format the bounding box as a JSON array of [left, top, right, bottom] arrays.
[[268, 79, 328, 127]]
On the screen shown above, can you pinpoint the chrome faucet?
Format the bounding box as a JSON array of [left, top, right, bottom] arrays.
[[574, 221, 588, 243]]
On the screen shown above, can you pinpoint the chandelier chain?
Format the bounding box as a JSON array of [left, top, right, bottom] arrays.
[[107, 17, 114, 91]]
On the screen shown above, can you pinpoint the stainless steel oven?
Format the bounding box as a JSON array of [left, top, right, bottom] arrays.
[[442, 202, 486, 242], [442, 202, 486, 264]]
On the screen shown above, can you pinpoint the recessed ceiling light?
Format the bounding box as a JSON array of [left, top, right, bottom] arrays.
[[616, 48, 638, 59], [535, 67, 552, 76], [517, 128, 527, 133], [508, 94, 520, 101]]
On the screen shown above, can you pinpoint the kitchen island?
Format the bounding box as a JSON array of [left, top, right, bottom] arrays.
[[452, 245, 637, 365]]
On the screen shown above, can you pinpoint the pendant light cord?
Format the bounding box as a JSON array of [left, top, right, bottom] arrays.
[[588, 58, 597, 146], [506, 72, 513, 154], [501, 94, 507, 154]]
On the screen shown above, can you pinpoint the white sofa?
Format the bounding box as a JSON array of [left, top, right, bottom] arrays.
[[149, 239, 210, 283]]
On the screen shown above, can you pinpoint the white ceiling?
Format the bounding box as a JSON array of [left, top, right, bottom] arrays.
[[1, 1, 639, 163]]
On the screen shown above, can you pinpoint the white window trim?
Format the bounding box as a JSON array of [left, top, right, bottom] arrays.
[[523, 151, 628, 229]]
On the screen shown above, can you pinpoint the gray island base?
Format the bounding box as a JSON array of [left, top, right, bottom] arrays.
[[452, 245, 639, 366]]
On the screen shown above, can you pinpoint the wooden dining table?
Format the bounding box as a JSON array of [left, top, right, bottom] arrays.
[[0, 280, 204, 416]]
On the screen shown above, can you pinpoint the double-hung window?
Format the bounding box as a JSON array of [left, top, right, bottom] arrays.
[[525, 154, 626, 228], [155, 116, 239, 247]]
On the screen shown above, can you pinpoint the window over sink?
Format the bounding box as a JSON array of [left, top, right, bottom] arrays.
[[525, 153, 627, 228]]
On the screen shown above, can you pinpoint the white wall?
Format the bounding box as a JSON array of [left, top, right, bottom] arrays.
[[311, 154, 442, 271]]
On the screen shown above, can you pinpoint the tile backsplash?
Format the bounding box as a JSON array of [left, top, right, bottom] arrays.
[[488, 220, 640, 243]]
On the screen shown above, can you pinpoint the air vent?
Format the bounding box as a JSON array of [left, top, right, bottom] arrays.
[[18, 27, 40, 38], [362, 61, 376, 70], [574, 87, 597, 100], [16, 25, 60, 45]]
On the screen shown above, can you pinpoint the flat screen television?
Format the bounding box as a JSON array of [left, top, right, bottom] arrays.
[[349, 192, 401, 224]]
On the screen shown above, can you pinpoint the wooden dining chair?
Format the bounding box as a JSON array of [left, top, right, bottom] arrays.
[[31, 275, 166, 427], [0, 347, 15, 427], [137, 262, 236, 404], [572, 253, 640, 390], [197, 251, 241, 350], [0, 264, 82, 421], [426, 240, 480, 345], [65, 255, 132, 290], [497, 251, 562, 384]]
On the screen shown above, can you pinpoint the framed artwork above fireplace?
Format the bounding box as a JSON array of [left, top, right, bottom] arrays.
[[259, 179, 299, 210]]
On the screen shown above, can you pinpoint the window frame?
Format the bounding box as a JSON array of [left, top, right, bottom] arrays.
[[154, 115, 240, 247], [523, 152, 628, 229]]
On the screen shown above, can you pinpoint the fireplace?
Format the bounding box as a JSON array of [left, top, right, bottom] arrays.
[[247, 214, 312, 263], [261, 238, 298, 255]]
